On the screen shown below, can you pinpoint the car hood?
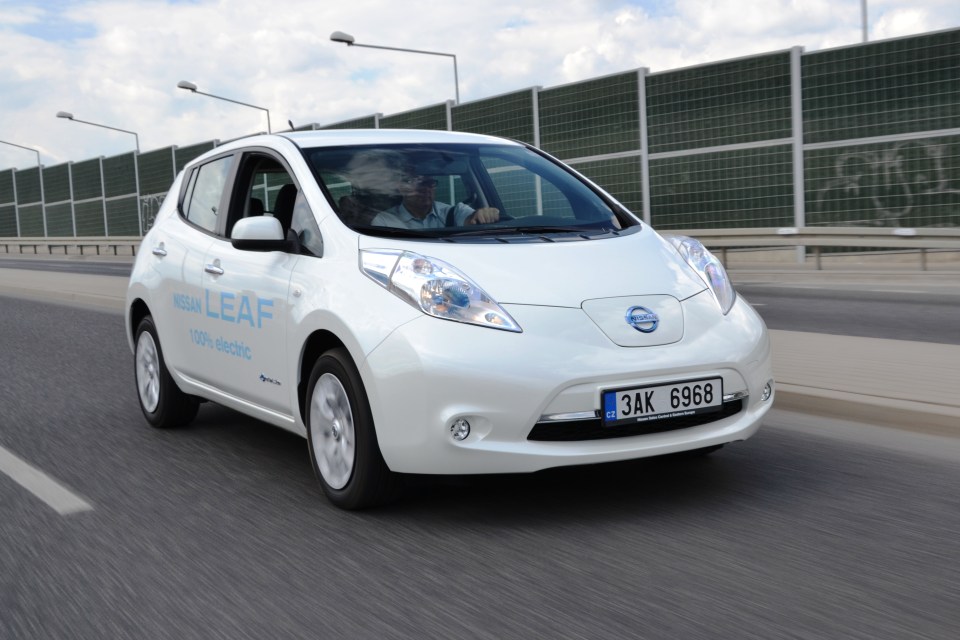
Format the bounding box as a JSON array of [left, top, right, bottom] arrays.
[[357, 227, 708, 308]]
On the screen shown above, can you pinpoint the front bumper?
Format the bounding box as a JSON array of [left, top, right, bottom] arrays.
[[360, 291, 773, 474]]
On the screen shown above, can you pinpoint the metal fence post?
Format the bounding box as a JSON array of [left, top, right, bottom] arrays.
[[790, 45, 806, 264], [638, 67, 651, 225]]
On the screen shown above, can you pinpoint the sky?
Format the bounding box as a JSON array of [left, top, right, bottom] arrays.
[[1, 0, 959, 170]]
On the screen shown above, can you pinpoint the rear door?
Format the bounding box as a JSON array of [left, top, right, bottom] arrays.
[[153, 153, 235, 381]]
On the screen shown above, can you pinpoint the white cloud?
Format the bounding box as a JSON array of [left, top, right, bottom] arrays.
[[873, 8, 934, 39], [0, 0, 958, 170]]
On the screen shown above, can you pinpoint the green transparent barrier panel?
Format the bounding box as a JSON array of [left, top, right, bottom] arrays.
[[381, 104, 447, 130], [539, 72, 640, 159], [72, 158, 103, 201], [0, 170, 14, 203], [650, 145, 794, 229], [569, 155, 643, 215], [103, 153, 136, 198], [647, 53, 792, 154], [0, 204, 16, 236], [138, 148, 175, 196], [18, 204, 43, 236], [15, 168, 41, 204], [805, 135, 960, 227], [75, 200, 105, 236], [43, 164, 71, 203], [45, 202, 73, 237], [322, 116, 378, 130], [106, 196, 140, 236], [452, 90, 536, 144], [803, 30, 960, 144]]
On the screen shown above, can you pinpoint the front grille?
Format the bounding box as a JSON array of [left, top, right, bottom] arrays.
[[527, 399, 743, 442]]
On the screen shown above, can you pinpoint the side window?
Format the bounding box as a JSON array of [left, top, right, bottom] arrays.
[[234, 153, 322, 256], [290, 192, 323, 257], [184, 155, 233, 232], [243, 161, 297, 241]]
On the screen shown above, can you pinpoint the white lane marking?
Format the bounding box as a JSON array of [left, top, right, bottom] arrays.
[[0, 445, 93, 515], [750, 303, 767, 307]]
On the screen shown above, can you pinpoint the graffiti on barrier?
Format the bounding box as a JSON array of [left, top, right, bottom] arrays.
[[812, 140, 960, 226], [139, 193, 166, 233]]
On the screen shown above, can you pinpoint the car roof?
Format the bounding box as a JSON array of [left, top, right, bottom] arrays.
[[279, 129, 521, 149]]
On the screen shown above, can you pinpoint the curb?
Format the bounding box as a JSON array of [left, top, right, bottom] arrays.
[[774, 384, 960, 439]]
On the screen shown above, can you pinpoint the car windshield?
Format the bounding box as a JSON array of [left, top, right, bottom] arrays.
[[304, 143, 638, 239]]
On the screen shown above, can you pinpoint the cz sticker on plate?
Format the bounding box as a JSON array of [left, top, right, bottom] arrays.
[[602, 377, 723, 427]]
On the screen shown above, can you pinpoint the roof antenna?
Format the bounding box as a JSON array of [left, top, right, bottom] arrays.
[[288, 119, 295, 131]]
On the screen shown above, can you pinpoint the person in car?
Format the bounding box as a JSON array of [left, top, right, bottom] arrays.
[[370, 168, 500, 229], [337, 150, 409, 226]]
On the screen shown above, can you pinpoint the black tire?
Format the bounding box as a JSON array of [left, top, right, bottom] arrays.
[[305, 348, 397, 509], [134, 315, 200, 428]]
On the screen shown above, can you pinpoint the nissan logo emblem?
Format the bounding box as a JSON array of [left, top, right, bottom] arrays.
[[625, 305, 659, 333]]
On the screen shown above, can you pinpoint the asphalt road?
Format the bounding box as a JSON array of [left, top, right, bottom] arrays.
[[737, 282, 960, 345], [0, 256, 133, 277], [1, 296, 958, 639]]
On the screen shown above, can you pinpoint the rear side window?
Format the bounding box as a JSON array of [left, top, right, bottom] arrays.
[[184, 156, 233, 232]]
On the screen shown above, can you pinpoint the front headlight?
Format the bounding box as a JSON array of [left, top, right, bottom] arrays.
[[360, 250, 522, 332], [667, 236, 736, 315]]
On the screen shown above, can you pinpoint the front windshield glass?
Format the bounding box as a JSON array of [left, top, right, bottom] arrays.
[[305, 143, 638, 239]]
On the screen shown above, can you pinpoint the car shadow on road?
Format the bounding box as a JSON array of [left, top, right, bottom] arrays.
[[181, 403, 783, 526]]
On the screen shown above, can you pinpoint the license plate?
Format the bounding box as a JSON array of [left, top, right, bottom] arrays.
[[601, 377, 723, 427]]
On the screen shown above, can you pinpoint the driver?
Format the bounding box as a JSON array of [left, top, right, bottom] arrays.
[[370, 168, 500, 229]]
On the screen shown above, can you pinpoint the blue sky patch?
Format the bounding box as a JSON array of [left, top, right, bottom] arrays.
[[16, 16, 96, 42]]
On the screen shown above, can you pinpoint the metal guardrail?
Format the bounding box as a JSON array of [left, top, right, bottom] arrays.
[[665, 226, 960, 270], [0, 227, 958, 269], [0, 237, 140, 256]]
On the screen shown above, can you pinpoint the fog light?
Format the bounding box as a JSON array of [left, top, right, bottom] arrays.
[[450, 418, 471, 441], [761, 381, 773, 402]]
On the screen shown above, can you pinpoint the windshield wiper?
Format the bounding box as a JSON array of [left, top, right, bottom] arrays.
[[446, 225, 608, 237], [353, 225, 444, 238]]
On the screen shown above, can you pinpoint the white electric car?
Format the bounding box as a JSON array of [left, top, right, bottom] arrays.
[[125, 129, 773, 509]]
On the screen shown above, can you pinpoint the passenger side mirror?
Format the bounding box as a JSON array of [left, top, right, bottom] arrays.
[[230, 216, 288, 251]]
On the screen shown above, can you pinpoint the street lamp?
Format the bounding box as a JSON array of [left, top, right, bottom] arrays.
[[55, 111, 140, 153], [330, 30, 460, 104], [0, 139, 45, 236], [177, 80, 272, 133]]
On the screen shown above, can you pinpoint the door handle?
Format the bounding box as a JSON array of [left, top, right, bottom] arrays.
[[152, 243, 167, 257], [204, 263, 224, 276]]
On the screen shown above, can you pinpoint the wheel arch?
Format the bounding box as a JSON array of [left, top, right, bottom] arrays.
[[128, 298, 151, 349], [297, 329, 350, 425]]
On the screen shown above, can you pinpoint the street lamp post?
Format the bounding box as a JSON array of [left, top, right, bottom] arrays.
[[177, 81, 272, 133], [330, 30, 460, 105], [55, 111, 140, 153], [0, 140, 45, 236], [861, 0, 868, 42]]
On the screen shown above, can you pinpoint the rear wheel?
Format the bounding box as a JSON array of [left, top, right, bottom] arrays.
[[305, 348, 397, 509], [134, 316, 199, 428]]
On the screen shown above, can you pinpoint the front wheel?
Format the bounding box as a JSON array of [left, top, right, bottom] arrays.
[[134, 315, 199, 428], [305, 348, 397, 509]]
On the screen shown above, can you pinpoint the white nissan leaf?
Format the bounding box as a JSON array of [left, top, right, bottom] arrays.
[[125, 130, 774, 509]]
